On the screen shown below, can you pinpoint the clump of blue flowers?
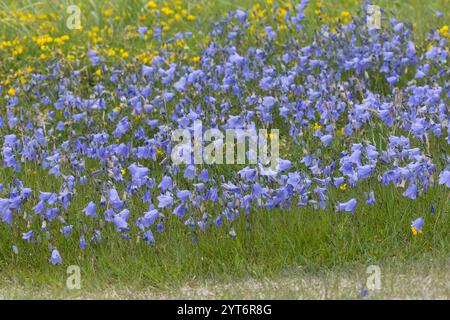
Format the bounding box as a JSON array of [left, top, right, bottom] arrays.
[[0, 5, 448, 265]]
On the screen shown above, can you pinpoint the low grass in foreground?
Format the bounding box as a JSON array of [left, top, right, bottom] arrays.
[[2, 254, 448, 299], [0, 0, 449, 299], [0, 183, 448, 297]]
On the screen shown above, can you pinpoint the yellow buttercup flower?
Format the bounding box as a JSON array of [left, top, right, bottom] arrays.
[[161, 7, 174, 15], [340, 11, 352, 25], [7, 88, 16, 96], [104, 9, 112, 18], [277, 8, 287, 18], [187, 14, 196, 21]]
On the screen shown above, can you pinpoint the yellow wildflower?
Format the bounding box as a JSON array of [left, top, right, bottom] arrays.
[[438, 25, 449, 37], [410, 227, 422, 236], [104, 8, 112, 17], [161, 7, 174, 15], [187, 14, 196, 21], [340, 11, 351, 24]]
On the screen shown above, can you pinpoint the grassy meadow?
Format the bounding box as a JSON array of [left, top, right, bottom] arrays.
[[0, 0, 449, 299]]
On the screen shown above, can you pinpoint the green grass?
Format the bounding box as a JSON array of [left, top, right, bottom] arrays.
[[0, 0, 449, 298]]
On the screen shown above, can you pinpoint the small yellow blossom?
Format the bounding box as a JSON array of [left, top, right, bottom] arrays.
[[438, 25, 449, 38], [187, 14, 196, 21], [161, 7, 174, 15], [340, 11, 352, 24], [148, 1, 157, 9], [104, 8, 112, 18]]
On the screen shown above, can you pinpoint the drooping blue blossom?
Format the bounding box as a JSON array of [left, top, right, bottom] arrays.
[[50, 249, 63, 265], [83, 202, 97, 218], [336, 198, 357, 213]]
